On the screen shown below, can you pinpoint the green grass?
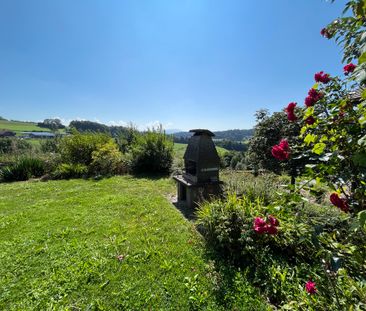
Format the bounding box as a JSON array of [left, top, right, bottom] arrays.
[[174, 143, 228, 159], [0, 176, 268, 310], [0, 120, 50, 133], [0, 120, 66, 136]]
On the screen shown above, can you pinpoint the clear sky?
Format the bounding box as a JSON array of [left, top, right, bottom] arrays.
[[0, 0, 347, 131]]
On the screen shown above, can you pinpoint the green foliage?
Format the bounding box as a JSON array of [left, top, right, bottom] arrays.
[[52, 163, 88, 179], [37, 118, 65, 130], [114, 124, 138, 153], [69, 120, 109, 133], [324, 0, 366, 83], [197, 187, 366, 309], [296, 74, 366, 212], [0, 138, 32, 154], [129, 127, 174, 174], [247, 109, 305, 176], [214, 139, 248, 152], [0, 157, 45, 182], [221, 151, 246, 170], [90, 141, 124, 176], [59, 132, 112, 166], [40, 137, 60, 153], [0, 138, 12, 154], [223, 171, 283, 205]]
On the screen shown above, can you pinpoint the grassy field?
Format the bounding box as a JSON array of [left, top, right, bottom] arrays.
[[0, 176, 268, 310], [0, 120, 50, 134], [173, 143, 228, 159]]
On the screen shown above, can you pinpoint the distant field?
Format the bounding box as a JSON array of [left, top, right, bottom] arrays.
[[173, 143, 228, 159], [0, 120, 50, 133]]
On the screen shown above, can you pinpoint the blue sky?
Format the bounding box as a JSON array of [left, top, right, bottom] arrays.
[[0, 0, 347, 131]]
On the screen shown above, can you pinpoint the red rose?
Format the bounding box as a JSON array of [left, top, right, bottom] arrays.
[[330, 193, 349, 212], [266, 225, 278, 235], [279, 139, 289, 151], [254, 217, 266, 227], [285, 102, 297, 121], [254, 226, 267, 234], [305, 281, 317, 294], [308, 88, 323, 101], [253, 216, 279, 235], [253, 217, 267, 234], [314, 71, 331, 84], [272, 140, 290, 161], [305, 116, 316, 125], [320, 28, 331, 39], [304, 96, 315, 107], [343, 63, 356, 75], [268, 215, 279, 226]]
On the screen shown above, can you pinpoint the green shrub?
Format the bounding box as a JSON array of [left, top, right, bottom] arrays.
[[58, 132, 112, 165], [40, 138, 60, 153], [52, 163, 88, 179], [128, 127, 173, 174], [196, 192, 366, 309], [0, 138, 13, 153], [222, 171, 283, 205], [0, 138, 32, 154], [0, 157, 45, 182], [90, 141, 123, 176]]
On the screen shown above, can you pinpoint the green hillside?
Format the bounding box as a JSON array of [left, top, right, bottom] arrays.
[[173, 143, 228, 159], [0, 120, 51, 134]]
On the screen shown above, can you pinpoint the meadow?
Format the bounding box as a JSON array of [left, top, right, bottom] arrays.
[[0, 120, 50, 134], [0, 176, 268, 310]]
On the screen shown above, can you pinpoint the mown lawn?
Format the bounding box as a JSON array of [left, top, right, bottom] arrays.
[[0, 176, 268, 310]]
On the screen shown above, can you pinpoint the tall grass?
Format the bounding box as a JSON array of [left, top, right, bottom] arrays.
[[0, 157, 46, 182]]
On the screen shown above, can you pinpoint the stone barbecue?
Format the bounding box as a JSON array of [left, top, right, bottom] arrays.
[[173, 129, 222, 209]]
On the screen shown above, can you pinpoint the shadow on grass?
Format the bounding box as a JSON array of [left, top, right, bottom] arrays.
[[131, 172, 171, 180], [171, 200, 196, 221]]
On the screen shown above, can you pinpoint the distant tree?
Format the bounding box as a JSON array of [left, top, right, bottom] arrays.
[[69, 120, 108, 133], [214, 139, 248, 152], [247, 109, 306, 180], [173, 129, 254, 142], [38, 118, 65, 131], [0, 116, 7, 121]]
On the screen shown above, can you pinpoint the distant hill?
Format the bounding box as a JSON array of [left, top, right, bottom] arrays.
[[0, 119, 52, 134], [172, 129, 254, 141]]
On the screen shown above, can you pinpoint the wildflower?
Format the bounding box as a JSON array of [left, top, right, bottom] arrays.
[[305, 116, 316, 125], [343, 63, 356, 75], [330, 193, 349, 212], [305, 280, 317, 294], [116, 254, 125, 261], [285, 102, 297, 121], [272, 139, 290, 161], [314, 71, 331, 84]]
